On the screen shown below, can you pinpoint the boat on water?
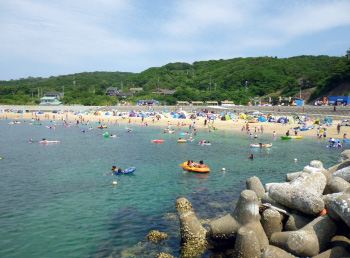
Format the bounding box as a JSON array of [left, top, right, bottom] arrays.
[[153, 139, 164, 143], [115, 167, 136, 175], [250, 143, 272, 148], [177, 139, 187, 143], [181, 162, 210, 173], [281, 136, 303, 140]]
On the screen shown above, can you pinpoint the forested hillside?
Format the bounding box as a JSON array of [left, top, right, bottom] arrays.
[[1, 53, 349, 106]]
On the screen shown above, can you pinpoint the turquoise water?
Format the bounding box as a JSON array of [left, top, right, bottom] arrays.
[[0, 119, 346, 258]]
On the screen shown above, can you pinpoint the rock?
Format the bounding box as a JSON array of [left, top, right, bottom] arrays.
[[269, 172, 326, 215], [310, 160, 324, 169], [328, 188, 350, 227], [286, 172, 302, 182], [146, 230, 168, 243], [341, 150, 350, 161], [175, 198, 208, 257], [233, 226, 261, 258], [155, 253, 176, 258], [270, 215, 337, 257], [260, 245, 297, 258], [246, 176, 265, 198], [312, 235, 350, 258], [209, 190, 268, 250], [284, 212, 313, 231], [327, 177, 350, 193], [333, 166, 350, 182], [261, 208, 283, 239]]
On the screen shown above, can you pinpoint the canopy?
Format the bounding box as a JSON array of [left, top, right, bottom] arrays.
[[277, 117, 287, 123], [313, 118, 321, 125], [52, 110, 57, 113], [163, 110, 169, 113], [38, 111, 44, 114], [178, 114, 186, 119], [209, 115, 216, 120], [324, 117, 333, 125], [257, 116, 267, 122], [221, 115, 231, 121], [105, 112, 110, 115], [239, 114, 247, 119], [268, 117, 276, 123]]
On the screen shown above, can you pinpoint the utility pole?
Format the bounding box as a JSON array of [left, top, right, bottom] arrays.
[[63, 86, 64, 94], [215, 83, 217, 91], [245, 81, 248, 95], [38, 88, 39, 98], [121, 81, 123, 91]]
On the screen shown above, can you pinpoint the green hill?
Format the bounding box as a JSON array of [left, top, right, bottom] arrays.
[[1, 53, 349, 106]]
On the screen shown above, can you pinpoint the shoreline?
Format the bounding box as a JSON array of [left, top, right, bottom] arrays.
[[2, 109, 349, 140]]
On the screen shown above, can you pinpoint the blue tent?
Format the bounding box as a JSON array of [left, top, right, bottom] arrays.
[[118, 113, 123, 116], [38, 111, 44, 114], [163, 110, 169, 113], [268, 117, 276, 123], [209, 115, 216, 120], [277, 117, 287, 123], [17, 110, 23, 114], [105, 112, 110, 115], [179, 114, 186, 119], [324, 117, 333, 125], [173, 114, 180, 118], [257, 116, 267, 122], [229, 113, 236, 119], [52, 110, 57, 113], [170, 112, 175, 115]]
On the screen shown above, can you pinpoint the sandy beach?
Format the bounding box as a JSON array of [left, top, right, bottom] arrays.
[[2, 109, 350, 140]]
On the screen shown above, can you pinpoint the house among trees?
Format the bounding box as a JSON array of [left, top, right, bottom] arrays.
[[129, 88, 143, 94], [39, 97, 64, 105], [106, 87, 120, 96], [45, 92, 64, 99], [116, 92, 133, 98]]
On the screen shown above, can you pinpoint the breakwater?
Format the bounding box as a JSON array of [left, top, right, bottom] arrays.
[[170, 150, 350, 257]]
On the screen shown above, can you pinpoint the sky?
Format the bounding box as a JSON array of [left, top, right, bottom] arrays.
[[1, 0, 350, 81]]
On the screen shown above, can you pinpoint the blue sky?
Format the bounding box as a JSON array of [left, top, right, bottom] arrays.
[[1, 0, 350, 81]]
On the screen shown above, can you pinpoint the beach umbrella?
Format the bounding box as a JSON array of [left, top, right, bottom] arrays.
[[179, 114, 186, 119], [38, 111, 44, 114], [129, 113, 136, 117], [229, 113, 236, 119], [163, 110, 169, 113], [105, 112, 110, 115], [173, 114, 179, 118], [209, 115, 216, 120], [52, 110, 57, 113]]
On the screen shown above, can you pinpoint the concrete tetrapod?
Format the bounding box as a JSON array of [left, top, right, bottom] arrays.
[[209, 190, 268, 250], [269, 172, 326, 215], [175, 198, 208, 257], [328, 188, 350, 227], [270, 215, 337, 257]]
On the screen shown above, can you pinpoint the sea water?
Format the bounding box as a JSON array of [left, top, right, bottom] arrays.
[[0, 119, 345, 258]]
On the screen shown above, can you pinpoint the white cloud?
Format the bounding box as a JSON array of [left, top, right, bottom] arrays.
[[267, 0, 350, 39]]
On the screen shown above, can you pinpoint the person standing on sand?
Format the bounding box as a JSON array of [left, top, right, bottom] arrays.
[[337, 123, 341, 134], [273, 131, 276, 138]]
